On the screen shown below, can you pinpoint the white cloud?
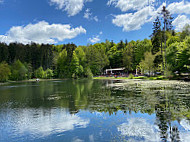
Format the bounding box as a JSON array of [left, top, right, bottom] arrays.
[[108, 0, 189, 33], [89, 35, 100, 43], [0, 0, 3, 4], [110, 2, 176, 32], [172, 15, 190, 31], [112, 6, 155, 31], [180, 119, 190, 131], [93, 16, 98, 22], [107, 0, 155, 12], [180, 132, 190, 142], [72, 138, 84, 142], [118, 118, 160, 142], [118, 118, 190, 142], [6, 108, 90, 137], [50, 0, 92, 16], [167, 1, 190, 15], [84, 8, 98, 22], [88, 31, 103, 43], [0, 21, 86, 44], [84, 8, 91, 19], [89, 135, 94, 142], [178, 119, 190, 142]]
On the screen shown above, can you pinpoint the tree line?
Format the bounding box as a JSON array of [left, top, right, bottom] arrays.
[[0, 6, 189, 82]]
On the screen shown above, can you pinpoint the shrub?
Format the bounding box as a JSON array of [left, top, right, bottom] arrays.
[[128, 73, 134, 79], [35, 66, 45, 78], [45, 68, 54, 79]]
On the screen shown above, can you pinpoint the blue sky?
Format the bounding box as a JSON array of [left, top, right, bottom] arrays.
[[0, 0, 190, 45]]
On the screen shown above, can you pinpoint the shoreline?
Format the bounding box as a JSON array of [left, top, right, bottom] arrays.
[[0, 79, 65, 86], [1, 76, 189, 86], [93, 76, 190, 82]]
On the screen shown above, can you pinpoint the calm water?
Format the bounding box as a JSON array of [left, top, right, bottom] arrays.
[[0, 79, 190, 142]]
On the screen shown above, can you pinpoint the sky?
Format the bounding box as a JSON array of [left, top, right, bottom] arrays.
[[0, 0, 190, 46]]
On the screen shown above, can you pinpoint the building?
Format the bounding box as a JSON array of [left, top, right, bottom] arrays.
[[105, 67, 125, 75]]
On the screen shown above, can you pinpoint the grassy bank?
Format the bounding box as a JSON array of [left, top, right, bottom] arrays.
[[93, 75, 168, 80]]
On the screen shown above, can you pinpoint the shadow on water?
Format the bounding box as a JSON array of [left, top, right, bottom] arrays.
[[0, 79, 190, 141]]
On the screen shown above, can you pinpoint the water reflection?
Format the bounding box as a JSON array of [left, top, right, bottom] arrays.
[[0, 79, 190, 142], [118, 118, 160, 142], [0, 108, 89, 141]]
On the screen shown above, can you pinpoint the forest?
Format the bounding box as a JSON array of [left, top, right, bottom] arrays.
[[0, 7, 190, 82]]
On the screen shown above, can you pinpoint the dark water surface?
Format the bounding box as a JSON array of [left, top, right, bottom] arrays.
[[0, 79, 190, 142]]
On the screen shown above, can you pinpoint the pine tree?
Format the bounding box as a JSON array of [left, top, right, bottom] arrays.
[[151, 16, 161, 55], [152, 6, 173, 74], [151, 16, 163, 72], [160, 6, 173, 71]]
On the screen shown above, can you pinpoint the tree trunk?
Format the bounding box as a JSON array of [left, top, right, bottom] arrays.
[[164, 30, 167, 72], [161, 38, 164, 75]]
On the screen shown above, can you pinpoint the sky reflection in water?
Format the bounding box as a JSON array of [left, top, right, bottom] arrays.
[[0, 80, 190, 142]]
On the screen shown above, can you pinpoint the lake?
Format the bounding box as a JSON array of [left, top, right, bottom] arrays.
[[0, 79, 190, 142]]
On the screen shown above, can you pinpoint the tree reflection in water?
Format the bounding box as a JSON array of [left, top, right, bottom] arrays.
[[102, 80, 190, 141], [0, 79, 190, 141]]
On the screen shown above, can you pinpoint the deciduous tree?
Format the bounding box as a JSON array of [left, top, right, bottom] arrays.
[[0, 62, 11, 82]]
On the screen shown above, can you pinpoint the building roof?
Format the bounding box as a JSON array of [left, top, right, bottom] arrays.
[[105, 67, 125, 71]]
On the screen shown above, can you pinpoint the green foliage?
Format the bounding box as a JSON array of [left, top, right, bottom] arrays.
[[78, 65, 84, 78], [56, 46, 85, 78], [85, 44, 109, 75], [65, 43, 77, 64], [150, 6, 174, 75], [164, 64, 174, 78], [178, 37, 190, 73], [57, 49, 67, 78], [180, 24, 190, 41], [151, 16, 161, 55], [128, 73, 134, 79], [56, 45, 86, 78], [139, 52, 157, 76], [0, 7, 186, 81], [123, 46, 133, 72], [0, 23, 189, 81], [44, 68, 54, 79], [24, 63, 33, 79], [166, 36, 180, 46], [107, 45, 123, 68], [35, 66, 44, 78], [70, 51, 80, 78], [0, 62, 11, 82], [134, 39, 152, 66], [11, 60, 28, 81], [53, 44, 64, 53], [117, 40, 125, 50], [166, 42, 179, 72], [85, 67, 93, 79], [0, 43, 9, 63], [75, 46, 86, 67], [166, 37, 190, 73], [34, 67, 53, 79]]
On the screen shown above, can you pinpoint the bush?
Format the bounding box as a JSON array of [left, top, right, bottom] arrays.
[[44, 68, 54, 79], [128, 73, 134, 79], [35, 66, 45, 78]]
